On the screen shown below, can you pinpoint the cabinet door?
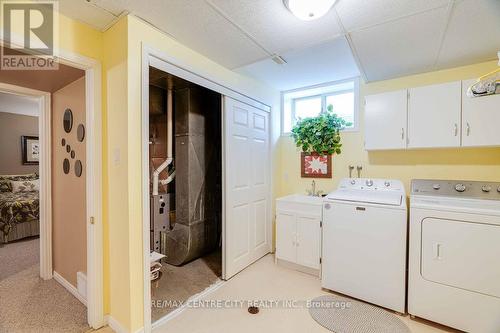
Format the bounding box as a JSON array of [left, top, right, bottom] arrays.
[[462, 79, 500, 147], [276, 213, 296, 263], [296, 216, 321, 269], [365, 90, 407, 150], [408, 81, 461, 148]]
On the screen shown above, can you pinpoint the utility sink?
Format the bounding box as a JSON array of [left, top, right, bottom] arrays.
[[276, 194, 323, 216], [278, 194, 323, 204]]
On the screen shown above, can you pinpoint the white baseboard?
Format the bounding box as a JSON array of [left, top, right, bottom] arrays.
[[53, 271, 87, 307], [105, 315, 144, 333], [77, 271, 87, 300]]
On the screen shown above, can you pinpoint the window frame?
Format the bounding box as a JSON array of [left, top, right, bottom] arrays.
[[281, 77, 360, 135]]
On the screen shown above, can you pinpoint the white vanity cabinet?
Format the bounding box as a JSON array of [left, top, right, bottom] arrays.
[[461, 79, 500, 147], [408, 81, 461, 148], [275, 195, 322, 275]]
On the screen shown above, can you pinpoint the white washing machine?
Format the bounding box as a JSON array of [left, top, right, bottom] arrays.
[[409, 179, 500, 333], [322, 178, 407, 313]]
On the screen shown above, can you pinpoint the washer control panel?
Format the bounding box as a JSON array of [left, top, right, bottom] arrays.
[[412, 179, 500, 201], [339, 178, 404, 192]]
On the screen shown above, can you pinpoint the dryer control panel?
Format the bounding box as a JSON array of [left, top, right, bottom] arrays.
[[412, 179, 500, 201]]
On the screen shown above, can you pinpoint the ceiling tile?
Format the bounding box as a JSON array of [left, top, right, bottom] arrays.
[[97, 0, 269, 69], [235, 37, 359, 91], [209, 0, 343, 55], [58, 0, 118, 30], [436, 0, 500, 69], [336, 0, 449, 32], [350, 7, 449, 81]]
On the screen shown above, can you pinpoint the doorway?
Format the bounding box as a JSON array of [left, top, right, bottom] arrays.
[[0, 43, 104, 329]]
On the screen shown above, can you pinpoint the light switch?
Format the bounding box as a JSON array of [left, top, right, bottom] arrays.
[[113, 148, 120, 166]]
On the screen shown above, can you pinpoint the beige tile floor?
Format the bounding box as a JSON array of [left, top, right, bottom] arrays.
[[96, 254, 460, 333], [149, 254, 459, 333]]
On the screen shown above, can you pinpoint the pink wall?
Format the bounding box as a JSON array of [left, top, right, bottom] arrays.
[[51, 77, 87, 287]]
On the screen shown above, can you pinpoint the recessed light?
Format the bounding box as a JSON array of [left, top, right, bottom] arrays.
[[283, 0, 337, 21]]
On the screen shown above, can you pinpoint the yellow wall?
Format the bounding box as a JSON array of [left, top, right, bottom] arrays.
[[102, 18, 130, 324], [276, 60, 500, 198], [59, 14, 103, 61]]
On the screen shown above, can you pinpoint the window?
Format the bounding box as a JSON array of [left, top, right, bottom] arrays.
[[282, 79, 359, 134]]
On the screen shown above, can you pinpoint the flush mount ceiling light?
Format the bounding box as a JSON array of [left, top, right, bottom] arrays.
[[283, 0, 337, 21]]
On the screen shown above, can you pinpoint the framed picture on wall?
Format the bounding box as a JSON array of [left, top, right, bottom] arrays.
[[301, 152, 332, 178], [21, 136, 40, 165]]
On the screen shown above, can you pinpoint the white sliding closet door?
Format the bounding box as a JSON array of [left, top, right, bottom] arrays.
[[223, 97, 271, 279]]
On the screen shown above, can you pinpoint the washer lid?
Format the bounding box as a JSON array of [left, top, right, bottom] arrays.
[[327, 189, 403, 206]]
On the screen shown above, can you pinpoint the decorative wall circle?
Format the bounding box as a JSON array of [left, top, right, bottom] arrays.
[[61, 138, 66, 146], [63, 109, 73, 133], [75, 160, 83, 177], [71, 150, 75, 159], [63, 158, 70, 174], [77, 124, 85, 142], [66, 144, 71, 153]]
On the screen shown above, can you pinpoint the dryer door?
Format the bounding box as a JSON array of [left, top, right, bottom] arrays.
[[421, 218, 500, 298]]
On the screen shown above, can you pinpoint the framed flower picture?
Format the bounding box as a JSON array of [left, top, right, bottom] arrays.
[[21, 136, 40, 165], [301, 152, 332, 178]]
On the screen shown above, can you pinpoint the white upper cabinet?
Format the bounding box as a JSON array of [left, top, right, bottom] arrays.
[[462, 79, 500, 147], [365, 90, 408, 150], [408, 81, 461, 149]]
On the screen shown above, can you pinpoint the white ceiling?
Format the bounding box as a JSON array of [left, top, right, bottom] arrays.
[[58, 0, 500, 87], [235, 38, 359, 91], [0, 92, 39, 117]]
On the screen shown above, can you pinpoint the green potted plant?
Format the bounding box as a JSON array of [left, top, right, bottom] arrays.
[[291, 104, 351, 178]]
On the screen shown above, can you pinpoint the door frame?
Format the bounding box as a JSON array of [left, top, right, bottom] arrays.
[[0, 41, 104, 328], [141, 45, 271, 332]]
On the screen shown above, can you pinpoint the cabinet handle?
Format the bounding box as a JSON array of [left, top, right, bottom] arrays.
[[454, 123, 458, 136], [466, 122, 471, 136], [401, 128, 405, 140]]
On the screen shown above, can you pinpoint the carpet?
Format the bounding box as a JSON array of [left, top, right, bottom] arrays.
[[309, 294, 410, 333], [0, 238, 90, 333], [0, 236, 40, 281]]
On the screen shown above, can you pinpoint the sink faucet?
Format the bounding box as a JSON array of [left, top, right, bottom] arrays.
[[307, 180, 323, 197]]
